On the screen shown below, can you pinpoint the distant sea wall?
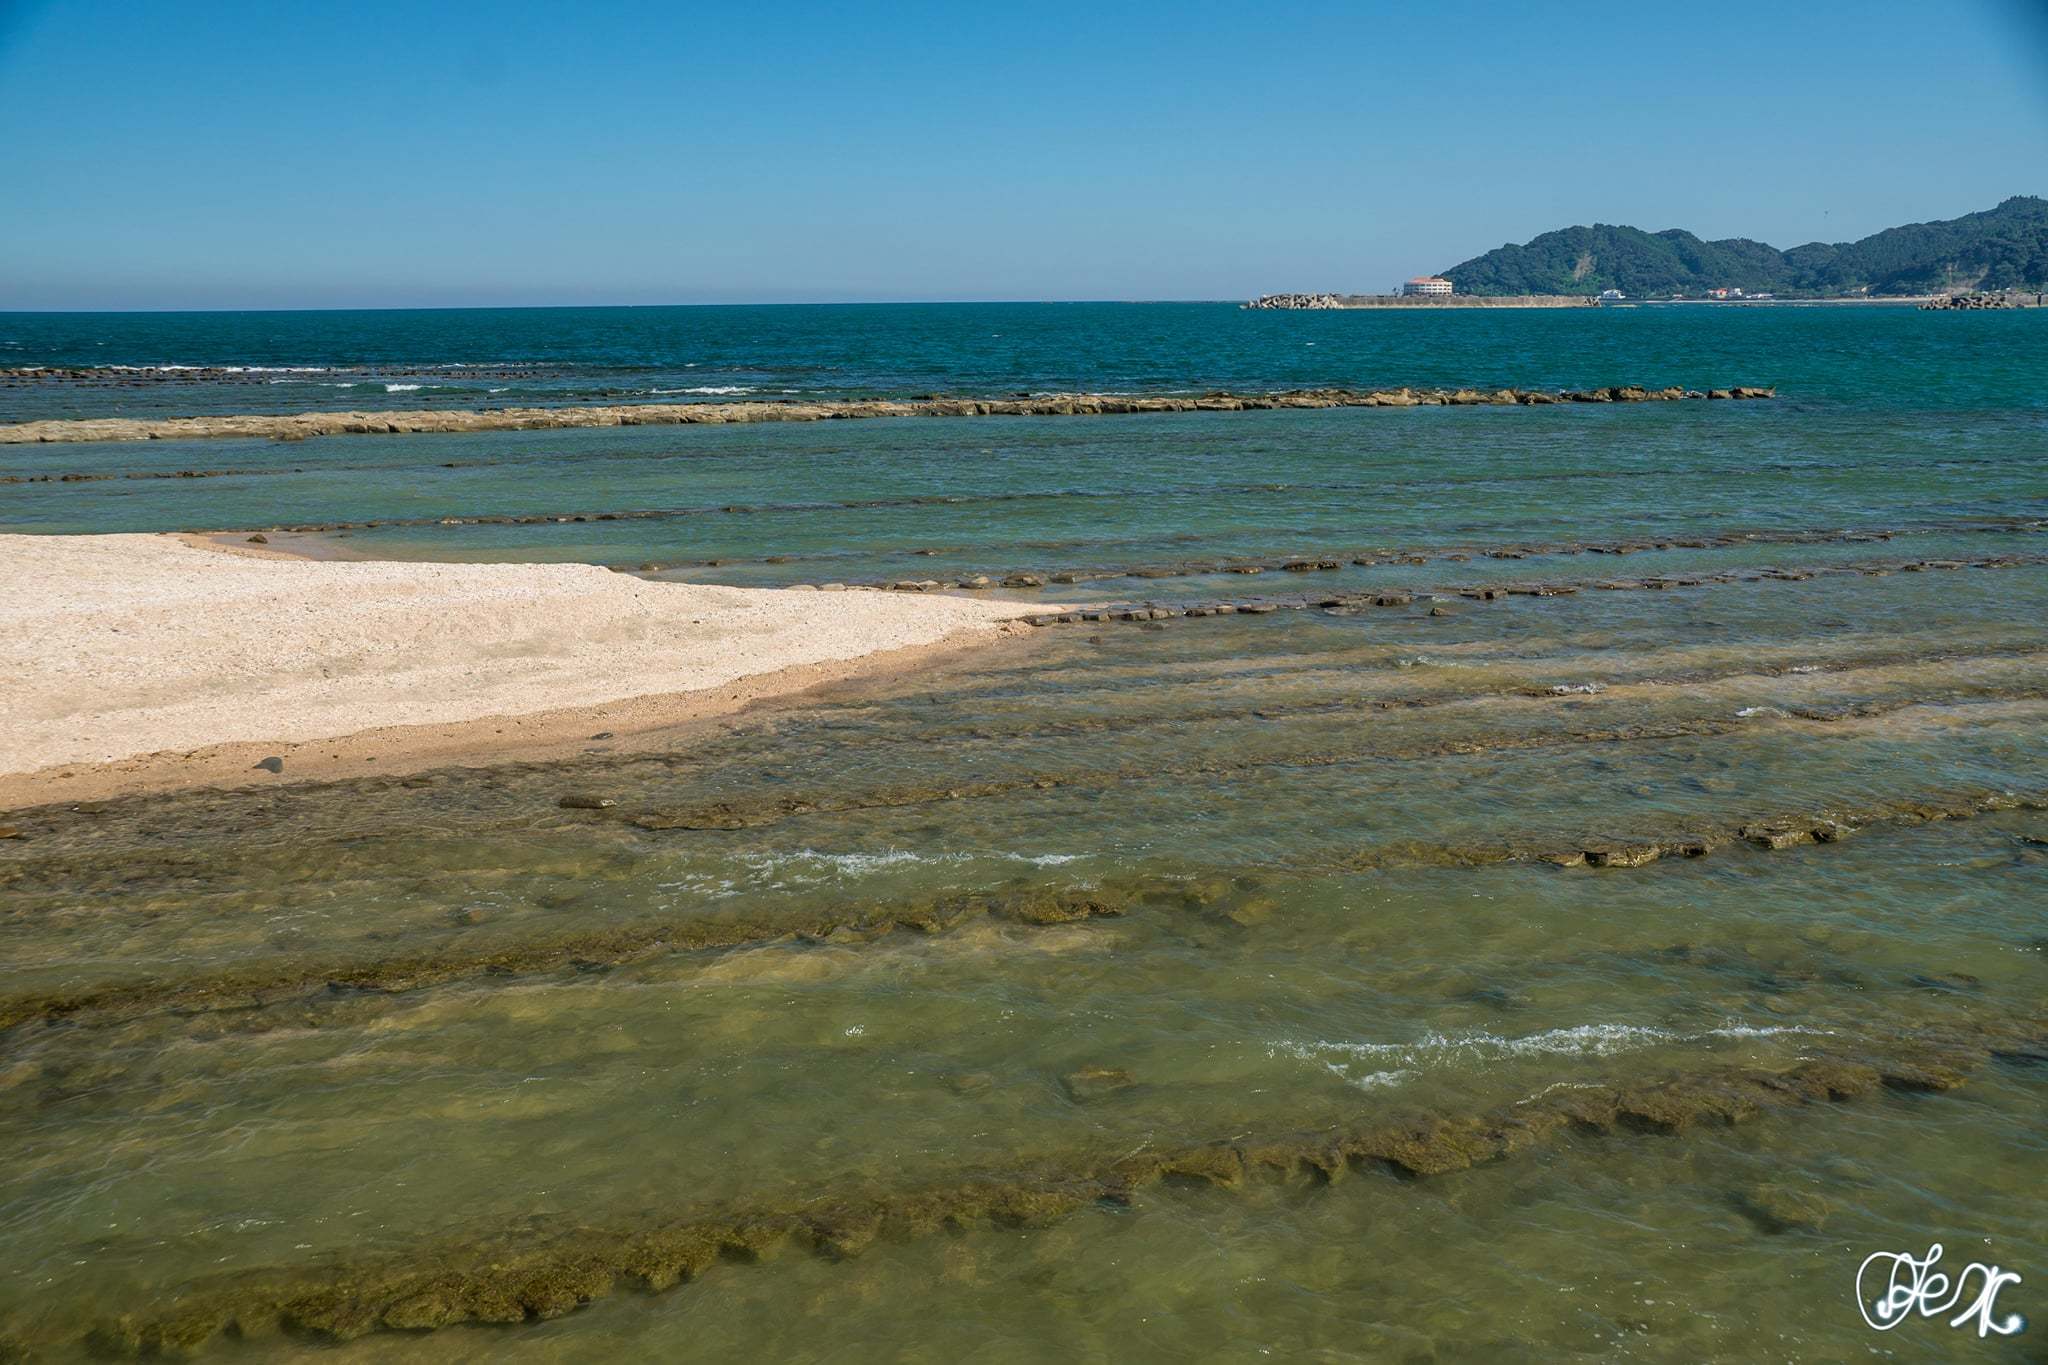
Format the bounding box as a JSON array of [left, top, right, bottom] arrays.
[[1245, 293, 1598, 310]]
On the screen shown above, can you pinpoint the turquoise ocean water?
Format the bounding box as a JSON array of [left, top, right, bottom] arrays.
[[0, 304, 2044, 1360]]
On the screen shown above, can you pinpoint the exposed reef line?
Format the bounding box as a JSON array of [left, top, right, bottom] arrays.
[[864, 522, 2043, 595], [624, 698, 2048, 832], [0, 643, 2034, 855], [0, 385, 1776, 445], [13, 450, 2016, 502], [156, 512, 2038, 557], [43, 1015, 2044, 1357], [4, 786, 2038, 1038], [712, 646, 2048, 753], [1007, 551, 2048, 625], [0, 466, 292, 486]]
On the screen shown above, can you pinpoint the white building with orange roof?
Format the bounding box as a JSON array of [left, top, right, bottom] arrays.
[[1401, 276, 1454, 296]]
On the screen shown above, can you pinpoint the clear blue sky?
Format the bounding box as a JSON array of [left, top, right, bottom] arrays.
[[2, 0, 2045, 309]]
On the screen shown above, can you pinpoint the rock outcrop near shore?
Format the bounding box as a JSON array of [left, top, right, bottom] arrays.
[[1243, 293, 1349, 309], [1917, 291, 2033, 310], [0, 386, 1774, 444]]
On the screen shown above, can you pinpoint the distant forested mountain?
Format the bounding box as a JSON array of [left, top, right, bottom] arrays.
[[1443, 197, 2048, 297]]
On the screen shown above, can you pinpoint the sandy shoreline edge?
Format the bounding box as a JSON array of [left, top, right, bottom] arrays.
[[0, 534, 1041, 810], [0, 385, 1774, 444]]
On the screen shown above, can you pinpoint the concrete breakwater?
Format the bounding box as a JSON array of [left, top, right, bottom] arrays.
[[0, 385, 1772, 444], [1244, 294, 1599, 309], [1918, 291, 2044, 310]]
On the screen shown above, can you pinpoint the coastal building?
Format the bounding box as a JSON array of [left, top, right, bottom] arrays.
[[1599, 288, 1626, 302], [1401, 276, 1453, 297]]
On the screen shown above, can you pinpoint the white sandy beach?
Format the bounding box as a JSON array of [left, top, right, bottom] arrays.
[[0, 534, 1038, 799]]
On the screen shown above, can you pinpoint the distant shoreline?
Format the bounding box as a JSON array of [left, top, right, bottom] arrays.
[[1626, 296, 1939, 307], [1245, 294, 1595, 309], [1242, 292, 2013, 310]]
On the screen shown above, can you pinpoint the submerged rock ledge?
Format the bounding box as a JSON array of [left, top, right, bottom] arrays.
[[1010, 550, 2048, 624], [44, 1015, 2044, 1357], [3, 785, 2038, 1037], [0, 385, 1775, 444]]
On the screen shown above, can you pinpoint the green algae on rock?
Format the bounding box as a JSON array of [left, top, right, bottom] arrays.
[[2, 787, 2041, 1039]]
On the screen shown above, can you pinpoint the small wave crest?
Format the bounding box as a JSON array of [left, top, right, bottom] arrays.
[[61, 363, 335, 374], [1271, 1020, 1825, 1092], [723, 848, 1089, 881]]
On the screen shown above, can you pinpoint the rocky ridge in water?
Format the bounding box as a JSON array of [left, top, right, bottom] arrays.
[[3, 783, 2039, 1037], [43, 1010, 2045, 1357], [0, 385, 1774, 444]]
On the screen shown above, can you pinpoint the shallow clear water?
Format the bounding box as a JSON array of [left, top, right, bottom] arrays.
[[0, 305, 2044, 1360]]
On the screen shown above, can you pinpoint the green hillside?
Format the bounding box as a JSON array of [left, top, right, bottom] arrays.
[[1443, 196, 2048, 297]]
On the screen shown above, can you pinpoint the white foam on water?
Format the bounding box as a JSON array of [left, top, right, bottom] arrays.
[[723, 848, 1088, 879], [1270, 1021, 1828, 1088], [734, 848, 971, 878], [650, 385, 756, 396], [1736, 705, 1789, 718], [653, 874, 741, 900], [1317, 1062, 1412, 1091], [385, 382, 423, 392], [91, 362, 325, 374]]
